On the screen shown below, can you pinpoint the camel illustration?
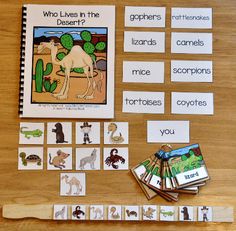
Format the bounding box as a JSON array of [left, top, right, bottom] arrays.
[[61, 175, 83, 195], [107, 123, 124, 144], [37, 40, 98, 100], [90, 207, 103, 219]]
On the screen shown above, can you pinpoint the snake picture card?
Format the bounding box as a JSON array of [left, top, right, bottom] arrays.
[[179, 206, 194, 222], [108, 205, 122, 221], [89, 205, 104, 220], [124, 205, 140, 221], [19, 122, 44, 144], [53, 205, 68, 220], [142, 205, 158, 221], [18, 147, 43, 170], [198, 206, 213, 222], [160, 206, 175, 221], [71, 205, 86, 220]]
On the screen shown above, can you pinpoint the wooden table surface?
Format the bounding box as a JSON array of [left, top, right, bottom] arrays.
[[0, 0, 235, 230]]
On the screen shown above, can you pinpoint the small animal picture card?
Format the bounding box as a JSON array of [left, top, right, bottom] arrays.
[[47, 122, 72, 144], [19, 122, 44, 144], [76, 148, 100, 170], [179, 206, 194, 221], [104, 122, 129, 144], [53, 205, 68, 220], [71, 205, 86, 220], [76, 122, 100, 145], [18, 147, 43, 170], [47, 147, 72, 170], [124, 205, 140, 221], [142, 205, 157, 221], [108, 205, 122, 220], [60, 173, 86, 196], [90, 205, 104, 220], [198, 206, 213, 222], [103, 147, 129, 170], [160, 206, 175, 221]]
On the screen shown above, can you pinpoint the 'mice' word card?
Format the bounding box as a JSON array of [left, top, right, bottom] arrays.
[[171, 92, 214, 115], [171, 32, 212, 54], [171, 8, 212, 29], [147, 121, 190, 143], [124, 31, 165, 53], [123, 91, 165, 114], [123, 61, 164, 83], [125, 6, 166, 27]]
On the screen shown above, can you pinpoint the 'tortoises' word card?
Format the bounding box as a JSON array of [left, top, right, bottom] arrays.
[[171, 60, 213, 83], [171, 92, 214, 115], [125, 6, 166, 28], [147, 121, 190, 143], [171, 8, 212, 29], [124, 31, 165, 53], [123, 61, 164, 83], [171, 32, 212, 54], [123, 91, 165, 114]]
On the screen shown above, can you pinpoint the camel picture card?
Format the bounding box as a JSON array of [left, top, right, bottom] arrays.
[[76, 148, 101, 170], [76, 122, 100, 145], [179, 206, 194, 222], [47, 122, 72, 144], [19, 122, 44, 144], [142, 205, 158, 221], [60, 173, 86, 196], [18, 147, 43, 170], [104, 122, 129, 144], [47, 147, 72, 170], [103, 147, 129, 170], [53, 204, 68, 220], [159, 206, 175, 221], [108, 205, 122, 221], [124, 205, 140, 221], [90, 205, 104, 220], [71, 205, 86, 220], [198, 206, 213, 222]]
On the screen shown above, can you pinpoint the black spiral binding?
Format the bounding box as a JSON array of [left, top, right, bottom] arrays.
[[19, 6, 27, 116]]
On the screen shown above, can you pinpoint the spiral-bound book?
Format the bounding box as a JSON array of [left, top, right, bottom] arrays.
[[19, 4, 115, 118]]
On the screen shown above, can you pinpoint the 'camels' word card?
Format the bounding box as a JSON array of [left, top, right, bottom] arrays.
[[171, 32, 212, 54], [123, 61, 164, 83], [71, 205, 87, 220], [108, 205, 122, 220], [147, 120, 190, 143], [171, 92, 214, 115], [19, 122, 44, 144], [179, 206, 194, 222], [124, 205, 140, 221], [90, 205, 104, 220], [76, 148, 101, 170], [53, 205, 68, 220], [124, 31, 165, 53], [103, 122, 129, 144], [171, 60, 213, 83], [123, 91, 165, 114], [60, 173, 86, 196], [171, 8, 212, 29], [125, 6, 166, 27]]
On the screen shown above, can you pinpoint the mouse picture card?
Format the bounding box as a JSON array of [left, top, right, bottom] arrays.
[[124, 205, 140, 221], [142, 205, 158, 221], [89, 205, 104, 220], [76, 148, 101, 170], [71, 205, 87, 220], [108, 205, 122, 220], [198, 206, 212, 222], [18, 147, 43, 170], [179, 206, 194, 222], [160, 206, 175, 221], [76, 122, 100, 145], [47, 147, 72, 170], [60, 173, 86, 196], [53, 204, 68, 220], [19, 122, 44, 144], [47, 122, 72, 144]]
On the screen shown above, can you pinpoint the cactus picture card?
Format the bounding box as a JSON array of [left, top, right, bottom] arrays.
[[19, 4, 115, 118]]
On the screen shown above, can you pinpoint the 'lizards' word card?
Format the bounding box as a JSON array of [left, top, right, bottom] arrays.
[[160, 206, 175, 221], [123, 91, 165, 114], [125, 6, 166, 27], [198, 206, 213, 222], [171, 60, 213, 83], [124, 31, 165, 53], [179, 206, 194, 221], [123, 61, 164, 83], [71, 205, 86, 220], [171, 8, 212, 29], [147, 120, 190, 143], [108, 205, 122, 220], [171, 92, 214, 115], [124, 205, 140, 221], [53, 205, 68, 220], [171, 32, 212, 54], [90, 205, 104, 220], [142, 205, 158, 221]]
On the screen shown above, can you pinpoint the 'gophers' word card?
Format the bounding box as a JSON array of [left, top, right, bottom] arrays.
[[171, 8, 212, 29], [123, 61, 164, 83], [171, 32, 212, 54], [125, 6, 166, 28], [123, 91, 165, 114], [171, 92, 214, 115], [124, 31, 165, 53], [147, 120, 190, 143]]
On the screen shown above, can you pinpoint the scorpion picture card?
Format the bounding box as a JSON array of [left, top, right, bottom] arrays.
[[76, 122, 100, 145], [179, 206, 194, 222], [103, 122, 129, 145], [18, 147, 43, 170], [103, 147, 129, 170], [53, 204, 68, 220], [142, 205, 158, 221], [198, 206, 212, 222], [60, 173, 86, 196], [89, 205, 104, 220], [124, 205, 140, 221], [159, 206, 175, 221], [19, 122, 44, 144], [47, 147, 72, 170], [71, 205, 87, 220], [108, 205, 122, 221], [76, 148, 101, 170], [47, 122, 72, 144]]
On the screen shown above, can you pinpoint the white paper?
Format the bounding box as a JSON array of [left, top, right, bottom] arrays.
[[71, 205, 86, 220], [179, 206, 194, 221], [108, 205, 122, 220], [124, 206, 140, 221], [142, 205, 158, 221]]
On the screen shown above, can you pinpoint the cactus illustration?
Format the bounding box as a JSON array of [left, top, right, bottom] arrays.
[[60, 33, 74, 51], [43, 77, 58, 93], [95, 41, 106, 51], [83, 41, 95, 54], [80, 30, 92, 41]]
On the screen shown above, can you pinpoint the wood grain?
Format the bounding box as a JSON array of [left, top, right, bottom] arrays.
[[0, 0, 235, 230]]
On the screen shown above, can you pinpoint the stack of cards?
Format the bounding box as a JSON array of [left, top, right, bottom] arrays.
[[131, 144, 210, 201]]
